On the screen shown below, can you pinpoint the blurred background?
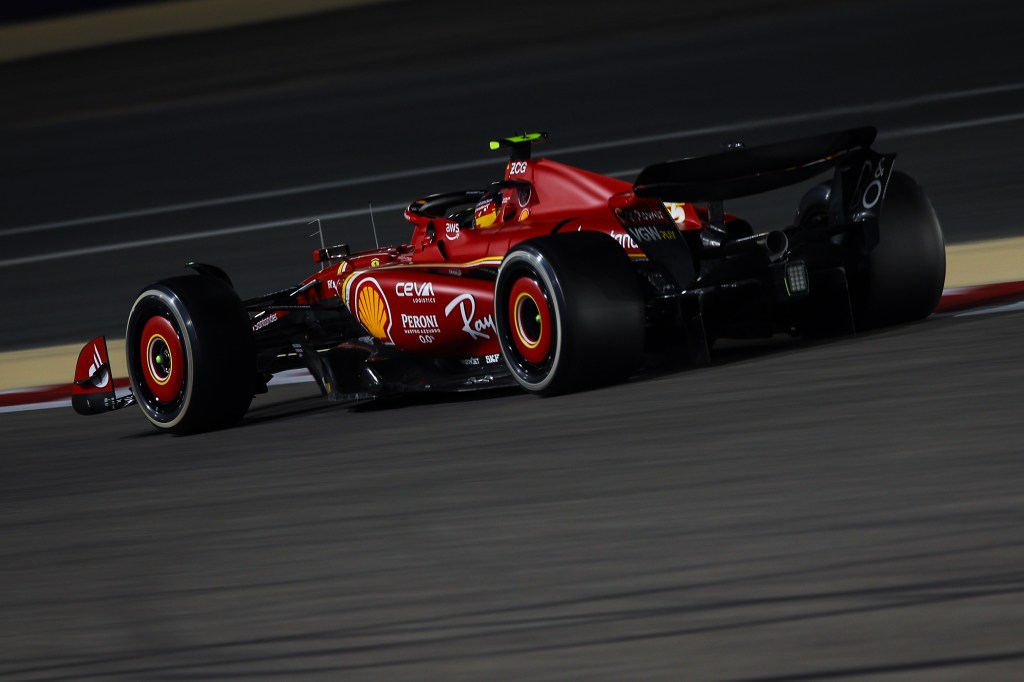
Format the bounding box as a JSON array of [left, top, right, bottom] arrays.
[[3, 0, 1023, 350], [3, 1, 1024, 680]]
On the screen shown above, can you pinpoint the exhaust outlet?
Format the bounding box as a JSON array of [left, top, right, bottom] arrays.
[[721, 230, 788, 261]]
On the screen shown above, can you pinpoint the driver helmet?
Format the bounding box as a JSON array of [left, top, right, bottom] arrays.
[[474, 195, 500, 228]]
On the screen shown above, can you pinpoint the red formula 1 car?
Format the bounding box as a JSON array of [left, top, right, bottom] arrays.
[[73, 128, 945, 433]]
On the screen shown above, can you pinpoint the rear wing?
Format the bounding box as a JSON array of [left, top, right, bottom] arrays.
[[634, 126, 895, 226]]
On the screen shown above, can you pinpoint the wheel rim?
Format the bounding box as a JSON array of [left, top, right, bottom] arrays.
[[500, 271, 558, 385], [128, 291, 191, 425], [509, 277, 552, 364], [139, 315, 184, 402]]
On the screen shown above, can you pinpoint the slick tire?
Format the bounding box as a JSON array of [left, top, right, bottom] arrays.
[[851, 171, 946, 329], [494, 232, 645, 395], [126, 274, 255, 434]]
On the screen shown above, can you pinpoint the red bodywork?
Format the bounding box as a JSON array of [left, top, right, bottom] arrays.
[[73, 126, 946, 432], [295, 157, 704, 360]]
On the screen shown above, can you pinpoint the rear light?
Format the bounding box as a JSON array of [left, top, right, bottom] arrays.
[[786, 262, 809, 294], [778, 261, 809, 297]]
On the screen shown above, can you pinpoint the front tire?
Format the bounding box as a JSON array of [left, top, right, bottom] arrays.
[[126, 274, 254, 434], [494, 232, 645, 395]]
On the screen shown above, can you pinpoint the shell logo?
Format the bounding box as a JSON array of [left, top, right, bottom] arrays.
[[355, 278, 392, 342]]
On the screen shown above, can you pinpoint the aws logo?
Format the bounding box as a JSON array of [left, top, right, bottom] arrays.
[[354, 277, 393, 343]]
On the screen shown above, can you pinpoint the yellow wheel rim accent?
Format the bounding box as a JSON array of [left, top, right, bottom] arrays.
[[514, 292, 541, 349]]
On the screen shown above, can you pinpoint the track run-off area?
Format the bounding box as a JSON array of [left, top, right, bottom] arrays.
[[3, 1, 1024, 680], [4, 78, 1024, 393]]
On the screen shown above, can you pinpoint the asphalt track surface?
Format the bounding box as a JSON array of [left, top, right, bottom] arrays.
[[2, 1, 1024, 679]]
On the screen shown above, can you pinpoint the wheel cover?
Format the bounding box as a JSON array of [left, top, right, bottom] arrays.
[[509, 277, 552, 364], [505, 274, 556, 372], [139, 315, 184, 403]]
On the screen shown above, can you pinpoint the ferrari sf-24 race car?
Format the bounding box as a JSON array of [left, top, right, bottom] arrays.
[[73, 127, 946, 433]]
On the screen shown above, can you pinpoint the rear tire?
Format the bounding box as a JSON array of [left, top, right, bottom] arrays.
[[851, 171, 945, 328], [494, 232, 645, 395], [126, 274, 255, 434]]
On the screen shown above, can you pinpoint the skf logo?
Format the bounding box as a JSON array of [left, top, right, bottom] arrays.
[[355, 278, 392, 342]]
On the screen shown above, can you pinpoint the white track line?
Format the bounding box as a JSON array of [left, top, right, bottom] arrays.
[[544, 82, 1024, 156], [3, 80, 1024, 238], [0, 163, 484, 237], [0, 399, 71, 414], [10, 286, 1024, 414], [955, 300, 1024, 317], [0, 203, 405, 269], [3, 106, 1024, 270], [0, 369, 315, 414], [882, 112, 1024, 139]]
